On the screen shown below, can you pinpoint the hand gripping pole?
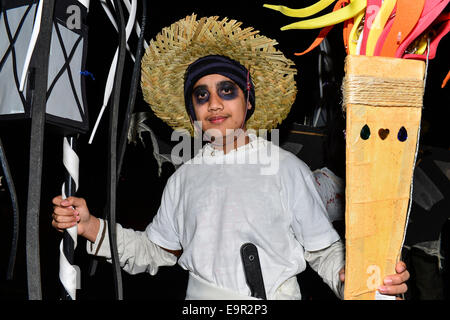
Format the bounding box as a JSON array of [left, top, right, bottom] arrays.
[[59, 136, 80, 300]]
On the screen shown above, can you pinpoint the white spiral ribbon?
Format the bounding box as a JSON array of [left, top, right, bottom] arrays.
[[59, 137, 80, 300]]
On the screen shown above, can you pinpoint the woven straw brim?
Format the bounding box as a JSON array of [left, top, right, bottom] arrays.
[[141, 14, 298, 136]]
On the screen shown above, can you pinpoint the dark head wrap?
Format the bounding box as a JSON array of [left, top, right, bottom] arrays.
[[183, 55, 255, 122]]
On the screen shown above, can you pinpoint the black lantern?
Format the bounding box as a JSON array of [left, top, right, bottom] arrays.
[[0, 0, 90, 300], [0, 0, 89, 134]]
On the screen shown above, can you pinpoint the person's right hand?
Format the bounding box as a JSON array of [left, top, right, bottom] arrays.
[[52, 196, 99, 242]]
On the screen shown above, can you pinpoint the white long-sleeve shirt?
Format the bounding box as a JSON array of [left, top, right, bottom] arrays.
[[87, 134, 344, 299]]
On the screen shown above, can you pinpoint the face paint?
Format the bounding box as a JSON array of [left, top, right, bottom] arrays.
[[192, 85, 210, 105], [217, 81, 239, 100], [192, 81, 239, 106]]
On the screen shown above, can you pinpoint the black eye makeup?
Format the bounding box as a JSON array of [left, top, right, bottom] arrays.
[[192, 86, 210, 105], [217, 81, 238, 100], [192, 81, 239, 106]]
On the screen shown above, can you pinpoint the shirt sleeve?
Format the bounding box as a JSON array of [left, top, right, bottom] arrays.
[[146, 173, 183, 251], [86, 219, 177, 275], [304, 239, 345, 299], [284, 156, 341, 251]]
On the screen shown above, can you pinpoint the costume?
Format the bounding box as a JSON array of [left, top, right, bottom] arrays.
[[87, 134, 344, 299], [84, 14, 346, 300]]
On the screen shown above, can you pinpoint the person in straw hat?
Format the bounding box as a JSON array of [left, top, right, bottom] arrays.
[[51, 14, 409, 300]]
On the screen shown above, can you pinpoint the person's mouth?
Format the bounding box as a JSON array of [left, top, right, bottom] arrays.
[[208, 115, 228, 124]]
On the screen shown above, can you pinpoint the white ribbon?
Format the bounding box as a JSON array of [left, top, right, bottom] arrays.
[[77, 0, 90, 11], [19, 0, 43, 92], [88, 0, 138, 144], [59, 232, 80, 299], [59, 137, 80, 299]]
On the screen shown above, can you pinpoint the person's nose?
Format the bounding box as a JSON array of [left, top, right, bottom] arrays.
[[207, 92, 224, 112]]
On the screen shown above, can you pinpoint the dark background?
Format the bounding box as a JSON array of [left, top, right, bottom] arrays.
[[0, 0, 448, 302]]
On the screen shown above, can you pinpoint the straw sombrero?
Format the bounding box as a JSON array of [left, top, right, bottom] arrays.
[[141, 14, 297, 135]]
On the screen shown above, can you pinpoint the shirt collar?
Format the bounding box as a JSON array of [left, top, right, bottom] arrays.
[[201, 133, 265, 158]]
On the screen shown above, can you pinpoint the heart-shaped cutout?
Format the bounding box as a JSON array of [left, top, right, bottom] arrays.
[[378, 128, 390, 140]]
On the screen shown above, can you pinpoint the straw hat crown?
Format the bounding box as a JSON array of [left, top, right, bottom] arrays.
[[141, 14, 297, 135]]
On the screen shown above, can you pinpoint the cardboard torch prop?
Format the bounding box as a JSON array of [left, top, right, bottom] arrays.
[[265, 0, 449, 300]]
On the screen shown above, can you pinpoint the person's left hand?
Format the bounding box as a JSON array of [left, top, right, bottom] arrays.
[[377, 261, 409, 299], [339, 261, 410, 300]]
